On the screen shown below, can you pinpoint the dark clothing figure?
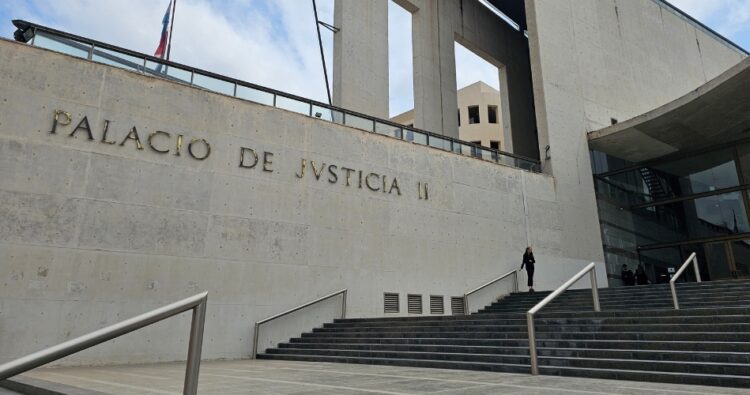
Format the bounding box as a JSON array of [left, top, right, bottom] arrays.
[[521, 252, 535, 288], [635, 265, 649, 285], [621, 268, 635, 286]]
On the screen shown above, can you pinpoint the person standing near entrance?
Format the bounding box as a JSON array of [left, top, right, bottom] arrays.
[[521, 246, 536, 292], [635, 263, 650, 285]]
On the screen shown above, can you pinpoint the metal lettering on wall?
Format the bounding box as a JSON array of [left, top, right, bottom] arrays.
[[48, 110, 428, 200]]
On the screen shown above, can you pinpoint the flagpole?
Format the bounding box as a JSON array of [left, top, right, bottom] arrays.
[[166, 0, 177, 60], [312, 0, 332, 106]]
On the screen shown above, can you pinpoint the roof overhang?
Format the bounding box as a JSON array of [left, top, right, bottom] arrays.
[[588, 57, 750, 163]]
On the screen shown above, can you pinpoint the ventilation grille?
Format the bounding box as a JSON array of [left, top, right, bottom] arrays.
[[430, 295, 444, 315], [451, 296, 465, 315], [384, 293, 399, 313], [407, 294, 423, 314]]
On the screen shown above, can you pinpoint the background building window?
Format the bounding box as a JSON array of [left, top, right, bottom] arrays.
[[488, 105, 498, 124], [490, 141, 500, 150], [457, 109, 461, 126], [468, 106, 480, 124]]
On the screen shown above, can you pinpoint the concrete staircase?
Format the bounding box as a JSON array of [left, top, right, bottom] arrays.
[[257, 280, 750, 387]]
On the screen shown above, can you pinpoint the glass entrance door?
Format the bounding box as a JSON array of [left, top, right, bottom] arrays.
[[640, 239, 749, 283], [730, 240, 750, 278], [691, 242, 732, 281]]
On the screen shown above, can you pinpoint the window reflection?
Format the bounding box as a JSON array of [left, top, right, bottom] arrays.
[[633, 191, 749, 243], [649, 149, 738, 196], [599, 148, 739, 203]]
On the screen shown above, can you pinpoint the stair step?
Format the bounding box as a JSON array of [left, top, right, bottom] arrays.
[[288, 337, 750, 351], [257, 354, 750, 387], [263, 281, 750, 388], [300, 330, 750, 342], [277, 343, 750, 363], [538, 365, 750, 388], [335, 306, 750, 323], [316, 323, 750, 333], [328, 314, 750, 328], [257, 353, 531, 374]]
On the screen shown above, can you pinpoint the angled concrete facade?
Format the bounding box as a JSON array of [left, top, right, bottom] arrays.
[[525, 0, 745, 270]]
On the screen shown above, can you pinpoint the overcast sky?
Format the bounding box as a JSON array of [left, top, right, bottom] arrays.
[[0, 0, 748, 117]]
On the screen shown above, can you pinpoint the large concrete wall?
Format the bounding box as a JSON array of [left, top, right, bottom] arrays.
[[525, 0, 746, 264], [0, 40, 602, 366]]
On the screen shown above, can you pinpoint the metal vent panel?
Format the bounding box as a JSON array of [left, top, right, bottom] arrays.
[[451, 296, 465, 315], [384, 292, 399, 313], [407, 294, 422, 314], [430, 295, 444, 315]]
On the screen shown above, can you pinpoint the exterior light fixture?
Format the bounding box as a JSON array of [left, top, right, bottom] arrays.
[[12, 20, 35, 43]]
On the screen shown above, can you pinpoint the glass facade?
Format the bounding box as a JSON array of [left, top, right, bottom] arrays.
[[592, 142, 750, 286]]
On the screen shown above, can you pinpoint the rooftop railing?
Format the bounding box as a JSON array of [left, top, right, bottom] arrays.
[[11, 20, 541, 173]]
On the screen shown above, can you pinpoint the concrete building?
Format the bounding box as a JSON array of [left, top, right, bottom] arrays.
[[1, 0, 748, 377], [391, 81, 506, 150]]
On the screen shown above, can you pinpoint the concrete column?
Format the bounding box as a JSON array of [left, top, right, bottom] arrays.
[[408, 0, 460, 138], [333, 0, 389, 119]]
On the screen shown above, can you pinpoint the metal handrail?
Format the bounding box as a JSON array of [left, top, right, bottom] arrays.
[[252, 289, 347, 359], [0, 292, 208, 395], [463, 269, 518, 314], [527, 262, 599, 375], [10, 19, 542, 172], [670, 252, 701, 309]]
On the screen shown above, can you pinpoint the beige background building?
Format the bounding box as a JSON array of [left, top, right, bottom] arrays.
[[391, 81, 506, 150]]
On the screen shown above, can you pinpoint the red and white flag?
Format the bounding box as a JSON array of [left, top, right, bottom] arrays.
[[154, 0, 173, 59]]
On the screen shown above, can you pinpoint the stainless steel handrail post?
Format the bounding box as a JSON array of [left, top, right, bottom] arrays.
[[590, 268, 600, 312], [252, 289, 347, 359], [670, 252, 701, 310], [341, 289, 347, 319], [0, 292, 208, 395], [527, 262, 599, 375], [463, 269, 519, 315], [184, 296, 207, 395]]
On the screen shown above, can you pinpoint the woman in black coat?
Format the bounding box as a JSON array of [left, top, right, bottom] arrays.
[[521, 246, 535, 292]]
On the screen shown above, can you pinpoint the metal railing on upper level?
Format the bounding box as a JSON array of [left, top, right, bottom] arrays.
[[670, 252, 701, 309], [10, 20, 541, 173], [0, 292, 208, 395], [252, 289, 347, 359], [526, 262, 600, 375], [463, 269, 518, 314]]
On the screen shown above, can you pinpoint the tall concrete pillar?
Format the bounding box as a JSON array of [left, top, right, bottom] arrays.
[[406, 0, 460, 138], [333, 0, 389, 119]]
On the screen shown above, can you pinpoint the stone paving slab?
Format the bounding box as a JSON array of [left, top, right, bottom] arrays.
[[9, 360, 750, 395]]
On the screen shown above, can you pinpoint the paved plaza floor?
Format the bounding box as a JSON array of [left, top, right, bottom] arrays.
[[5, 360, 749, 395]]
